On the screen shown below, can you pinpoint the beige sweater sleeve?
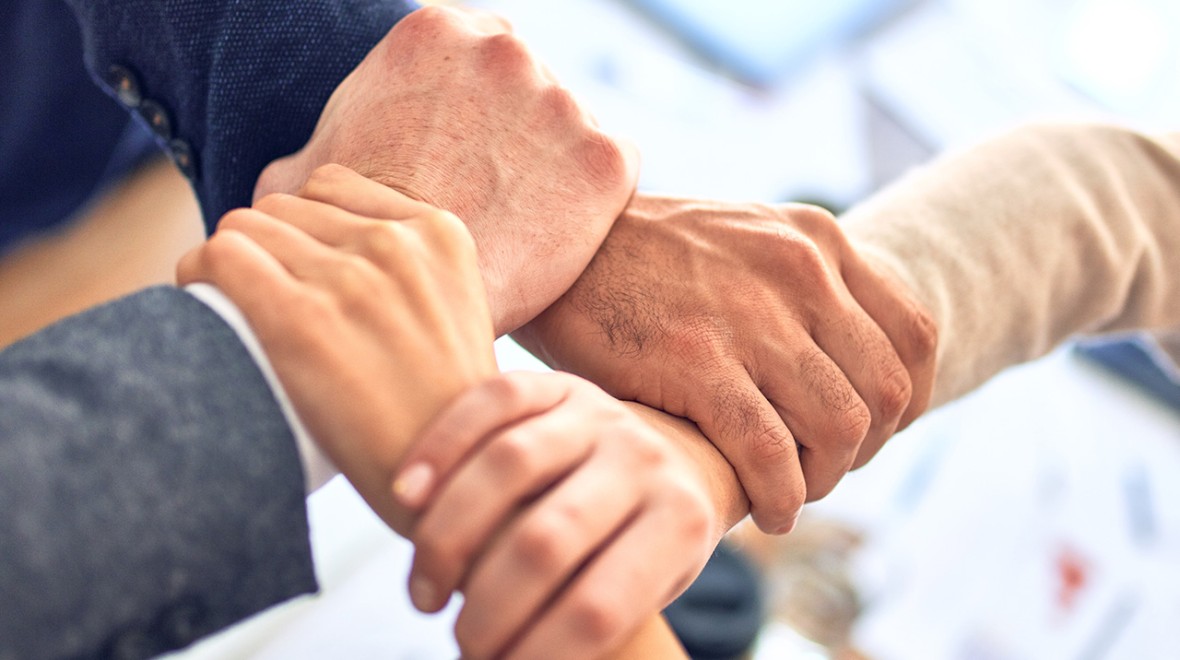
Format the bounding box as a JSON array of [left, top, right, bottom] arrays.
[[841, 124, 1180, 407]]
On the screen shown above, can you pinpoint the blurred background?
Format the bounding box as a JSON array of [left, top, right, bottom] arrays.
[[120, 0, 1176, 656]]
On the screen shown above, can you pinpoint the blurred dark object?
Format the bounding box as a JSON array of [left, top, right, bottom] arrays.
[[665, 541, 765, 660], [1076, 335, 1180, 413]]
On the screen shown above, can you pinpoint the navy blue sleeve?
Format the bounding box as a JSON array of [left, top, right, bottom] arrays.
[[62, 0, 419, 232], [0, 288, 316, 659]]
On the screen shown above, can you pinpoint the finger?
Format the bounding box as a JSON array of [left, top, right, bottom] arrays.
[[393, 372, 570, 510], [253, 191, 375, 248], [408, 403, 598, 613], [453, 453, 643, 660], [811, 301, 910, 476], [215, 208, 345, 284], [688, 369, 807, 534], [294, 163, 434, 220], [842, 246, 938, 434], [178, 228, 301, 335], [757, 341, 870, 502], [502, 499, 708, 660]]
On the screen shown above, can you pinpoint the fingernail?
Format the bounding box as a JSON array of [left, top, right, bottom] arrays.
[[409, 573, 438, 612], [393, 463, 434, 508]]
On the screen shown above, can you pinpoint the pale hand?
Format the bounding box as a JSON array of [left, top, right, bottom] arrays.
[[394, 371, 720, 660], [178, 164, 498, 533]]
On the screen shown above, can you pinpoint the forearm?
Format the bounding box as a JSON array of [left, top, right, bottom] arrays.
[[843, 124, 1180, 407]]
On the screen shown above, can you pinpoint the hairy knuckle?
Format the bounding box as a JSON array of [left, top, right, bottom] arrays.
[[668, 317, 725, 363], [749, 421, 794, 466], [834, 399, 872, 447]]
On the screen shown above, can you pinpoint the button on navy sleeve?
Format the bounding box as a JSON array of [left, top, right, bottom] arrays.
[[62, 0, 419, 232]]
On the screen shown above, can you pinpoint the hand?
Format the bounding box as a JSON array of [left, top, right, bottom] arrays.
[[394, 371, 718, 660], [177, 164, 498, 533], [513, 194, 938, 534], [255, 6, 640, 335]]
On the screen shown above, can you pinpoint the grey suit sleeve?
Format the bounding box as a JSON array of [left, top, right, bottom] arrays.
[[0, 287, 317, 660]]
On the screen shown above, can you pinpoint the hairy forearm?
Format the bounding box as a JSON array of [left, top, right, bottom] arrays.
[[843, 124, 1180, 407]]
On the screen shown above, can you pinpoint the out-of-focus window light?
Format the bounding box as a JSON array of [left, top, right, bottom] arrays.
[[1057, 0, 1178, 114], [624, 0, 909, 86]]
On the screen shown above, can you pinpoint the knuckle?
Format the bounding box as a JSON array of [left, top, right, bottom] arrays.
[[575, 129, 630, 190], [308, 162, 351, 182], [513, 515, 568, 575], [359, 222, 404, 264], [569, 593, 624, 645], [539, 84, 582, 122], [287, 291, 335, 335], [770, 234, 834, 292], [408, 4, 453, 28], [302, 163, 354, 193], [760, 471, 807, 528], [428, 210, 478, 259], [876, 368, 913, 419], [625, 429, 669, 470], [663, 479, 714, 541], [214, 208, 257, 233], [786, 236, 829, 274], [199, 232, 239, 273], [251, 192, 291, 215], [748, 420, 795, 466], [780, 478, 808, 520], [904, 301, 940, 362], [332, 256, 382, 311], [479, 32, 531, 74], [485, 373, 531, 410], [786, 203, 841, 240], [833, 398, 872, 447], [667, 317, 726, 363], [487, 431, 539, 479]]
